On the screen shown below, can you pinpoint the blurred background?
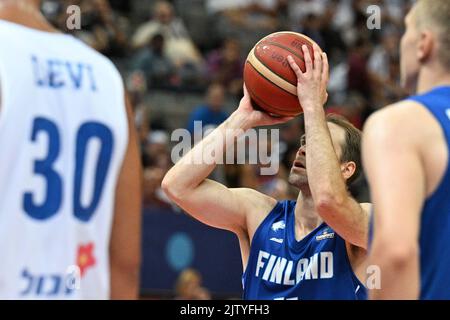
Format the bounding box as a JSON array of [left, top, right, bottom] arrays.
[[41, 0, 412, 299]]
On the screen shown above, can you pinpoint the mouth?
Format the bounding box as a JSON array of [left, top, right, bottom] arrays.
[[293, 160, 306, 170]]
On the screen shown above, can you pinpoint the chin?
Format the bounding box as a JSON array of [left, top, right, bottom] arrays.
[[288, 172, 308, 188]]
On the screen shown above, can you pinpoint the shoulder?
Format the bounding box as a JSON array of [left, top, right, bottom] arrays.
[[231, 188, 278, 211], [363, 100, 436, 149], [364, 100, 424, 130], [231, 188, 278, 221], [364, 100, 431, 131], [75, 39, 123, 83]]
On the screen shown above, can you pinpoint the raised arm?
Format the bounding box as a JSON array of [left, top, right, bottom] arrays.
[[287, 46, 370, 249], [162, 88, 292, 235], [363, 103, 424, 299]]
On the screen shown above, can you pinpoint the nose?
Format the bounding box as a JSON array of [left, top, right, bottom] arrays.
[[298, 145, 306, 156]]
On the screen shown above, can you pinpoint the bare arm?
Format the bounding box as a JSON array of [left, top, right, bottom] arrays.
[[162, 88, 292, 235], [363, 103, 423, 299], [110, 94, 142, 299], [287, 46, 369, 249], [305, 108, 370, 249]]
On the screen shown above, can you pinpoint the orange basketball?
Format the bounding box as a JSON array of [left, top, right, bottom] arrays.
[[244, 31, 322, 117]]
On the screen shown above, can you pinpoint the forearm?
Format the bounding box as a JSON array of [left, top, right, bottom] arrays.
[[163, 112, 251, 196], [304, 107, 347, 202]]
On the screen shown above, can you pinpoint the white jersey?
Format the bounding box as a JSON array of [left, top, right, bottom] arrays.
[[0, 20, 128, 299]]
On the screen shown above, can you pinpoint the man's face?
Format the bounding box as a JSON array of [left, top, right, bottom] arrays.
[[400, 7, 421, 92], [288, 123, 346, 188], [155, 3, 173, 24]]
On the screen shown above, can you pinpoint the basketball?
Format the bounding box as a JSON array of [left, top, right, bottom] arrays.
[[244, 31, 323, 117]]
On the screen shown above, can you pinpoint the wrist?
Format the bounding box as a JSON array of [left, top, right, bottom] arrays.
[[226, 111, 253, 131], [302, 100, 325, 115]]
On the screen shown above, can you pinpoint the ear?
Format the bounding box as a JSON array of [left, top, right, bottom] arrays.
[[341, 161, 356, 181], [417, 30, 434, 63]]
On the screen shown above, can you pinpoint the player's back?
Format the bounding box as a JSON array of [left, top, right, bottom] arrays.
[[408, 86, 450, 299], [0, 20, 128, 299], [243, 200, 366, 300]]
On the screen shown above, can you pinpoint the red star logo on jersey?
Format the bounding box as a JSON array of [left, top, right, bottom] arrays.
[[76, 243, 96, 277]]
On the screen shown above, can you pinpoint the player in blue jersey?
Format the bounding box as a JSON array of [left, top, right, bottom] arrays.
[[363, 0, 450, 299], [163, 43, 372, 299]]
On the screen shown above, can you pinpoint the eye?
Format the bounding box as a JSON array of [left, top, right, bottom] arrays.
[[300, 136, 306, 147]]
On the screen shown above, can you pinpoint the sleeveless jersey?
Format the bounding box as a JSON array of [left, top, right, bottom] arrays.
[[243, 200, 366, 300], [408, 86, 450, 299], [0, 20, 128, 299]]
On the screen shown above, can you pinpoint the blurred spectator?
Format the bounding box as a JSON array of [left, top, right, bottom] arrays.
[[108, 0, 132, 14], [142, 130, 173, 207], [187, 84, 229, 134], [208, 0, 281, 55], [57, 0, 129, 57], [289, 0, 327, 28], [347, 37, 372, 102], [326, 93, 367, 129], [131, 34, 176, 88], [174, 269, 211, 300], [125, 71, 151, 149], [368, 30, 399, 81], [131, 0, 204, 88], [369, 30, 406, 109], [144, 131, 171, 169], [143, 166, 167, 208], [295, 13, 325, 50], [206, 38, 244, 96], [319, 2, 346, 57]]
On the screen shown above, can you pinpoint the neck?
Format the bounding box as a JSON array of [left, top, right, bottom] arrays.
[[294, 188, 322, 234], [416, 63, 450, 94]]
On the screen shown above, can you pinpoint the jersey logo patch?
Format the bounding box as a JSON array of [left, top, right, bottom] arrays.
[[271, 221, 286, 232], [269, 237, 284, 244], [316, 229, 335, 241], [77, 242, 96, 277]]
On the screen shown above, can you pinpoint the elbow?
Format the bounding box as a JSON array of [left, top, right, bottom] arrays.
[[161, 174, 183, 201], [314, 192, 346, 216], [161, 175, 173, 197]]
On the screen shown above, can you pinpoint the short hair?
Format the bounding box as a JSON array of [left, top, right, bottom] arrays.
[[326, 114, 362, 185], [414, 0, 450, 69]]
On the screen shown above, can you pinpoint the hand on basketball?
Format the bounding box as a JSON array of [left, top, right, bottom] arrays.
[[287, 44, 329, 111], [234, 85, 294, 128]]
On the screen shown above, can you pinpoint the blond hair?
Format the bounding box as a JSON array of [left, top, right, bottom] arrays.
[[414, 0, 450, 69]]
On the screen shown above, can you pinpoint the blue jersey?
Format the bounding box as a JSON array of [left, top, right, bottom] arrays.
[[409, 86, 450, 299], [243, 200, 366, 300]]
